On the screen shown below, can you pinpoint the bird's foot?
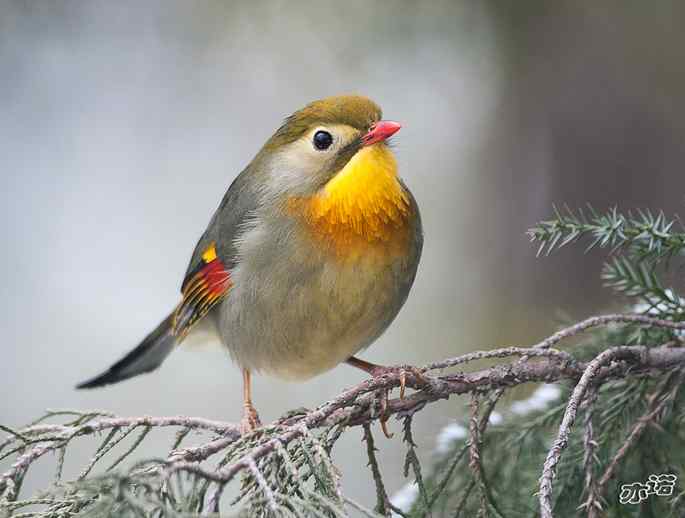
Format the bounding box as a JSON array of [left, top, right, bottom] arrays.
[[367, 366, 427, 439], [347, 357, 428, 439], [366, 364, 427, 401], [240, 402, 262, 436]]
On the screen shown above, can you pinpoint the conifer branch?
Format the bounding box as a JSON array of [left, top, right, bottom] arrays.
[[528, 206, 685, 259], [539, 346, 643, 518], [5, 204, 685, 516], [2, 318, 684, 515], [468, 396, 488, 517], [362, 424, 395, 517], [596, 369, 685, 493], [578, 387, 600, 517]]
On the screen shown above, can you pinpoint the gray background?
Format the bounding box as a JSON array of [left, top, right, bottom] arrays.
[[2, 0, 685, 509]]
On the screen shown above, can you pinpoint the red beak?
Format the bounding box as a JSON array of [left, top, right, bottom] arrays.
[[362, 120, 402, 146]]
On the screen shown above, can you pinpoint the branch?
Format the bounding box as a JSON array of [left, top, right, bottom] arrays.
[[362, 423, 401, 517], [2, 313, 685, 515], [578, 387, 600, 517], [596, 369, 685, 492], [538, 347, 640, 518]]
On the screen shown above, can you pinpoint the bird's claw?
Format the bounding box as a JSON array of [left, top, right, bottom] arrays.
[[360, 362, 428, 438], [369, 365, 426, 401], [380, 415, 393, 438], [377, 389, 394, 438]]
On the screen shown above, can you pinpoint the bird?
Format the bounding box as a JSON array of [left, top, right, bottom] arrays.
[[77, 95, 423, 434]]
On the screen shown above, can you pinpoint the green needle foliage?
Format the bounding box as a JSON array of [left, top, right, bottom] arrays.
[[410, 205, 685, 517], [529, 205, 685, 260], [530, 205, 684, 340]]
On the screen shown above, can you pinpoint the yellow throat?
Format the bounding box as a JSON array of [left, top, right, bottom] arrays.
[[293, 144, 412, 257]]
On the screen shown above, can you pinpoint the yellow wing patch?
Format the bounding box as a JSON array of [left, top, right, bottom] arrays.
[[201, 243, 218, 262]]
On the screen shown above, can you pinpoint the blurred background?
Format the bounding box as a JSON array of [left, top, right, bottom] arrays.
[[2, 0, 685, 509]]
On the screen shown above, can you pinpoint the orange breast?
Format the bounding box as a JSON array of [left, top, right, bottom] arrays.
[[289, 145, 413, 260]]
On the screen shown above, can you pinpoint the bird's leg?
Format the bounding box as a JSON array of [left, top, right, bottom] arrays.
[[240, 368, 261, 435], [346, 357, 426, 438]]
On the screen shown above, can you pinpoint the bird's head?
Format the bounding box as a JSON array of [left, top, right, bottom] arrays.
[[257, 95, 401, 197]]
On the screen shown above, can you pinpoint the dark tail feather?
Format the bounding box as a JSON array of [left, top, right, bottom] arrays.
[[76, 313, 177, 389]]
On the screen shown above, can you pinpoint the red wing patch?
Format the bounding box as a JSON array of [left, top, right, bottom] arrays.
[[173, 242, 231, 337]]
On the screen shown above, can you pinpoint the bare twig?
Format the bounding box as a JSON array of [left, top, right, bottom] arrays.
[[579, 387, 601, 518], [425, 313, 685, 372], [466, 391, 506, 518], [424, 347, 572, 371], [532, 313, 685, 350], [538, 347, 644, 518], [468, 395, 488, 517]]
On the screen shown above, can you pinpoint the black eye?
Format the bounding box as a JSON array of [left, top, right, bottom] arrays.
[[313, 130, 333, 150]]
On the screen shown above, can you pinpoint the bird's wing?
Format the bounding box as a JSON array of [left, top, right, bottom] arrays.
[[173, 241, 232, 337], [175, 165, 261, 337]]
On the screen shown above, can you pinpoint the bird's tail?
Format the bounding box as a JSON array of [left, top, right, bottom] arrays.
[[76, 312, 177, 389]]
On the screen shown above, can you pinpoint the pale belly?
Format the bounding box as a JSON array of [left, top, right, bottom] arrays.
[[209, 217, 420, 380], [213, 255, 414, 380]]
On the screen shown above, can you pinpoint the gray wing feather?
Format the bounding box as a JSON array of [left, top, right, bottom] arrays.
[[182, 165, 261, 288]]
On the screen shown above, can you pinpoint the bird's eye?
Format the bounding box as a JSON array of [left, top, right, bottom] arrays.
[[313, 130, 333, 151]]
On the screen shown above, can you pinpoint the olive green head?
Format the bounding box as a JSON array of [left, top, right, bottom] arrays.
[[254, 95, 398, 197], [265, 95, 383, 150]]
